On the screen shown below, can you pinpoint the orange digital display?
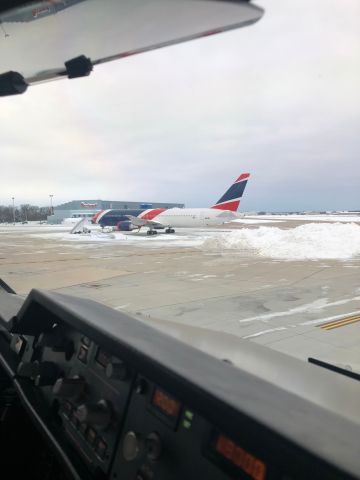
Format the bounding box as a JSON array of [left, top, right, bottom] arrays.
[[152, 387, 180, 418], [215, 434, 267, 480]]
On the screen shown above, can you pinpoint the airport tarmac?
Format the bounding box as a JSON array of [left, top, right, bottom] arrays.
[[0, 216, 359, 372]]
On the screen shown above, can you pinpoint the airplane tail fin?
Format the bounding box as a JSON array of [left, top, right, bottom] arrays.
[[211, 173, 250, 211]]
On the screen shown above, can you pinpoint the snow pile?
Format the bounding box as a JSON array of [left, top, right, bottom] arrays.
[[201, 223, 360, 260], [69, 231, 125, 242], [32, 231, 127, 243], [231, 219, 284, 224], [244, 214, 360, 223]]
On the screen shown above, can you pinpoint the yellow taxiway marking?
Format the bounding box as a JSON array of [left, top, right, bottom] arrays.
[[319, 314, 360, 330]]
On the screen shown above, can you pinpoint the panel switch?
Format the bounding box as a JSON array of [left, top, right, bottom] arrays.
[[52, 376, 85, 400]]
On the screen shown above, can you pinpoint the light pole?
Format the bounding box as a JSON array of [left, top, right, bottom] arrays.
[[49, 194, 54, 215], [11, 197, 15, 224]]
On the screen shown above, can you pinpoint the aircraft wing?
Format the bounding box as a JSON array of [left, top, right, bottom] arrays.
[[217, 210, 240, 222], [0, 0, 263, 95], [126, 215, 164, 229]]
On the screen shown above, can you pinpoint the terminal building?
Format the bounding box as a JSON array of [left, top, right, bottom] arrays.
[[47, 199, 184, 224]]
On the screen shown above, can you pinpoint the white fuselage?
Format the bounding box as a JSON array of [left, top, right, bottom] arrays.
[[154, 208, 239, 228]]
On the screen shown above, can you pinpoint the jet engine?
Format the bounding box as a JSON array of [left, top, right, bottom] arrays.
[[117, 220, 134, 231]]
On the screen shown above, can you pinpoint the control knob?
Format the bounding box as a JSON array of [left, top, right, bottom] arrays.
[[145, 432, 162, 461], [75, 400, 112, 429], [122, 431, 142, 461]]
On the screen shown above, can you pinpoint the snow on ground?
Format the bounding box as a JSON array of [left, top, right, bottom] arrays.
[[33, 223, 360, 260], [244, 214, 360, 223], [32, 230, 209, 248], [31, 230, 127, 243], [231, 218, 284, 224], [201, 223, 360, 260], [3, 220, 360, 261], [0, 223, 72, 234]]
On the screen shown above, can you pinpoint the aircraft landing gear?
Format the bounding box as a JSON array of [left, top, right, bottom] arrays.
[[165, 228, 175, 234], [147, 229, 158, 236]]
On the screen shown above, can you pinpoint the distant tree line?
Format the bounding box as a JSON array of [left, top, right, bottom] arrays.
[[0, 204, 50, 223]]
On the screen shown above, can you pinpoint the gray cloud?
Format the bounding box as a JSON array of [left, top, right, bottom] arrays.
[[1, 0, 359, 211]]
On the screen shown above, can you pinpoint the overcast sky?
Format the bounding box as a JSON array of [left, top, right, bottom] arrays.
[[1, 0, 359, 212]]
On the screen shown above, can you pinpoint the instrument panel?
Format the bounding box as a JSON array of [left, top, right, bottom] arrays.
[[10, 327, 270, 480], [1, 287, 360, 480]]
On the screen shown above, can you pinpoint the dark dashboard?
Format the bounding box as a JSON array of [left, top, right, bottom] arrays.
[[1, 285, 360, 480]]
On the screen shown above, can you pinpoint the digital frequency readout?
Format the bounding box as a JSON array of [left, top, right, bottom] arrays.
[[152, 387, 180, 417], [214, 433, 267, 480], [150, 387, 181, 427]]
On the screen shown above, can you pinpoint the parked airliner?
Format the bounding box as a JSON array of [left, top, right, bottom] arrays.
[[92, 173, 250, 235]]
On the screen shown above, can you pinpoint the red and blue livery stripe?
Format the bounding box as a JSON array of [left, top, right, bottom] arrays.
[[211, 173, 250, 211], [138, 208, 167, 220]]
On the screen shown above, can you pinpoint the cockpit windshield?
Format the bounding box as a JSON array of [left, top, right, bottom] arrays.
[[1, 2, 360, 480], [1, 0, 359, 372]]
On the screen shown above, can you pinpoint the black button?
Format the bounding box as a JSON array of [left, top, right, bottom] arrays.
[[87, 427, 97, 446], [135, 378, 148, 395], [96, 438, 107, 460], [78, 346, 88, 364], [82, 336, 91, 347]]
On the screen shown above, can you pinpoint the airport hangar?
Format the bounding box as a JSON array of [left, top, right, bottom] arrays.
[[47, 199, 185, 224]]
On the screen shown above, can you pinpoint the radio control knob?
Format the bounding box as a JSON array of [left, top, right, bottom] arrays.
[[52, 376, 85, 400], [106, 361, 128, 381], [75, 400, 112, 428], [145, 432, 162, 461], [122, 431, 142, 461]]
